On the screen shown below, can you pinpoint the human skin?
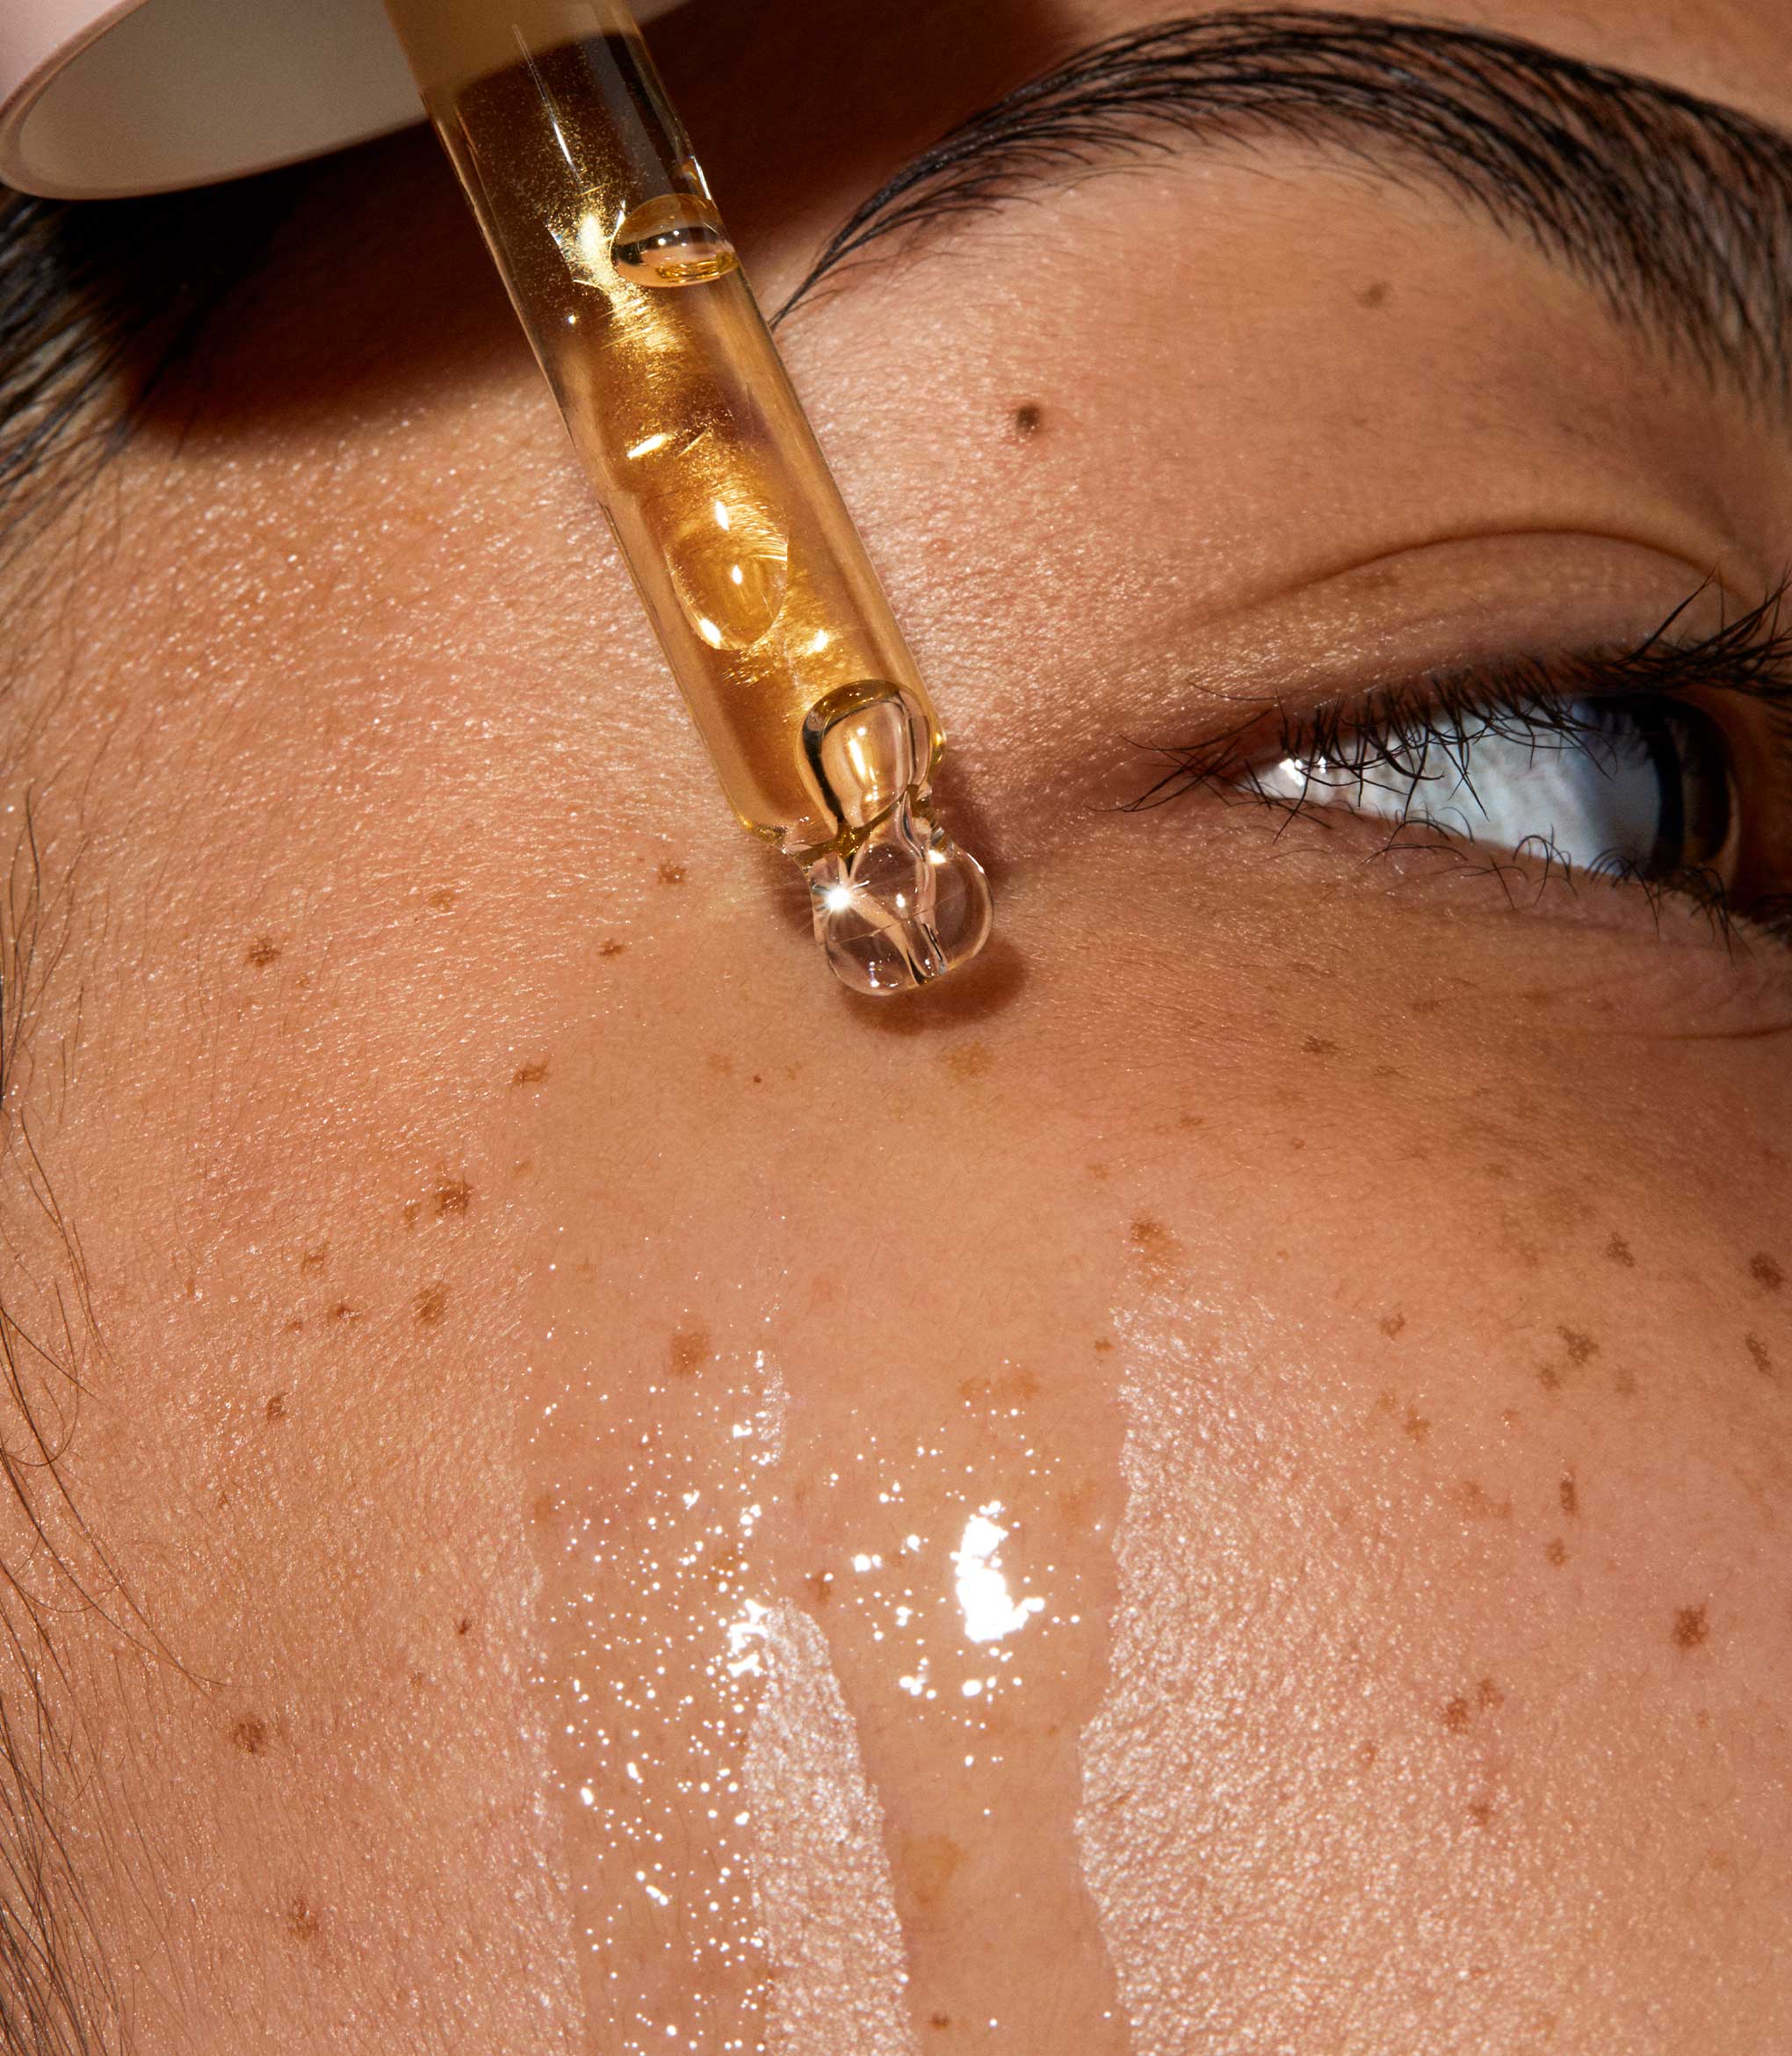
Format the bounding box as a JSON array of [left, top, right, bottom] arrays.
[[0, 0, 1788, 2049]]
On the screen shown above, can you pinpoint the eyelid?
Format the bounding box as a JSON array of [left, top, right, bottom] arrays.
[[1123, 582, 1792, 814]]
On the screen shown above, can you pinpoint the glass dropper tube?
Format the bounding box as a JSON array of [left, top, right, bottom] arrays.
[[380, 0, 993, 994]]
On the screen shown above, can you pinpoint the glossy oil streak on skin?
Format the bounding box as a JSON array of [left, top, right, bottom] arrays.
[[526, 1328, 916, 2052], [742, 1603, 917, 2054]]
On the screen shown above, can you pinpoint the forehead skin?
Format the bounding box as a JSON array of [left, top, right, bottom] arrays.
[[2, 0, 1790, 2052]]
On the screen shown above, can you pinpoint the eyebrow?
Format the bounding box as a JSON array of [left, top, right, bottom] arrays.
[[776, 7, 1792, 402]]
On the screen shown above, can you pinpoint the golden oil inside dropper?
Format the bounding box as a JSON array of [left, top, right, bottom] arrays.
[[384, 3, 992, 992]]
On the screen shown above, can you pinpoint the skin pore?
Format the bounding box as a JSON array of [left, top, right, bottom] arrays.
[[0, 0, 1789, 2050]]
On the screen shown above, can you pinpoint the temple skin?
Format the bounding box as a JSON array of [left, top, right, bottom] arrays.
[[0, 0, 1787, 2050]]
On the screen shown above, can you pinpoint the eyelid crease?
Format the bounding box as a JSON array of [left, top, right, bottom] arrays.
[[1123, 578, 1792, 808]]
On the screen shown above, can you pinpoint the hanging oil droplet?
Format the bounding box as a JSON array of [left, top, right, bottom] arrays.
[[611, 193, 739, 287], [663, 492, 791, 649]]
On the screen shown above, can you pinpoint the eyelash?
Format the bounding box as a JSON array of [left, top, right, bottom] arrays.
[[1126, 585, 1792, 943]]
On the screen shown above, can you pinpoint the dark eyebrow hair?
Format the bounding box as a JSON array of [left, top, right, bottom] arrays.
[[777, 7, 1792, 400]]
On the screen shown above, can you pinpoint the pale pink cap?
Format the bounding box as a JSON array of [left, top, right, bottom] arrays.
[[0, 0, 685, 199]]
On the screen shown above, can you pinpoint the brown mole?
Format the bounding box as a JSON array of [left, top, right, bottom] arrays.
[[1012, 402, 1044, 438], [414, 1283, 449, 1328], [264, 1393, 287, 1423], [1379, 1312, 1407, 1339], [231, 1717, 270, 1756], [1673, 1604, 1709, 1651], [511, 1059, 550, 1087], [435, 1177, 473, 1218], [1559, 1472, 1579, 1517], [1544, 1538, 1568, 1567], [285, 1896, 320, 1944], [599, 938, 628, 958], [456, 1616, 473, 1637], [1749, 1252, 1784, 1292], [327, 1301, 360, 1326], [1358, 279, 1391, 308], [244, 937, 281, 968], [668, 1326, 712, 1377], [657, 859, 687, 886]]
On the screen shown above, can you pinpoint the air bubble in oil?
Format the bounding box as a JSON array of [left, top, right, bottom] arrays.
[[664, 492, 791, 650], [611, 192, 739, 287]]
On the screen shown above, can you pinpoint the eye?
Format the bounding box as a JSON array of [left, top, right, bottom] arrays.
[[1243, 694, 1738, 885]]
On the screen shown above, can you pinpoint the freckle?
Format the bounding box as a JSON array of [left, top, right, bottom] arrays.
[[402, 1199, 421, 1230], [1130, 1217, 1169, 1256], [1745, 1333, 1774, 1378], [414, 1283, 449, 1328], [930, 2016, 952, 2032], [231, 1717, 269, 1756], [1302, 1035, 1338, 1057], [1476, 1676, 1503, 1709], [1178, 1112, 1204, 1129], [265, 1393, 287, 1423], [599, 938, 627, 958], [1093, 1336, 1114, 1354], [1456, 1479, 1512, 1520], [945, 1039, 994, 1081], [1537, 1363, 1563, 1392], [327, 1301, 360, 1325], [1695, 1709, 1710, 1729], [805, 1571, 834, 1605], [283, 1318, 304, 1334], [1749, 1251, 1783, 1292], [669, 1326, 712, 1377], [1409, 995, 1442, 1015], [1467, 1799, 1494, 1827], [1379, 1312, 1406, 1339], [1356, 1740, 1377, 1769], [1559, 1471, 1578, 1517], [1558, 1327, 1597, 1365], [1358, 279, 1391, 308], [1612, 1365, 1637, 1396], [511, 1060, 550, 1087], [435, 1177, 473, 1218], [1673, 1604, 1709, 1651], [410, 1670, 427, 1689], [1087, 1162, 1110, 1183], [1605, 1234, 1636, 1268], [1442, 1697, 1471, 1733], [456, 1616, 473, 1637], [285, 1896, 319, 1944], [1012, 402, 1044, 438], [900, 1834, 964, 1911], [427, 887, 458, 911], [657, 860, 687, 886], [300, 1246, 329, 1275], [708, 1051, 733, 1078], [245, 936, 281, 969], [530, 1490, 560, 1525], [1403, 1408, 1429, 1442], [1545, 1537, 1568, 1566]]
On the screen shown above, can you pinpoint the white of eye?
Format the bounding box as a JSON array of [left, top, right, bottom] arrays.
[[1246, 699, 1732, 879]]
